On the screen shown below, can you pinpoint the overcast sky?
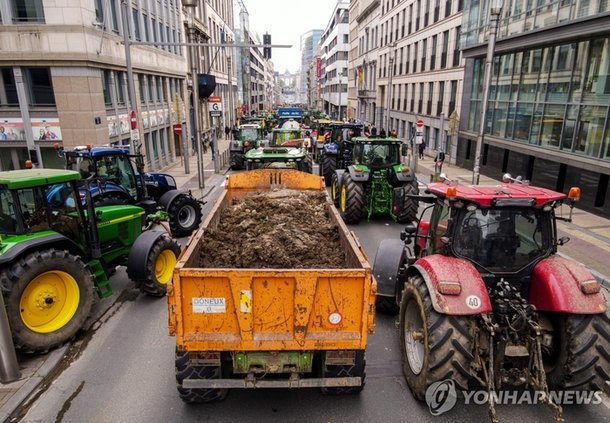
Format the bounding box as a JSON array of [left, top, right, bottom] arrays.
[[239, 0, 337, 74]]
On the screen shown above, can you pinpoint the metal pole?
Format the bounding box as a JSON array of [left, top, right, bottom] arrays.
[[227, 56, 234, 128], [472, 8, 501, 185], [186, 7, 204, 189], [386, 43, 396, 133], [121, 0, 140, 155], [0, 294, 20, 383], [213, 125, 220, 173], [439, 113, 445, 151]]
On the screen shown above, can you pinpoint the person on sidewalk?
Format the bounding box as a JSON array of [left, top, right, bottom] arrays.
[[225, 125, 231, 140], [434, 148, 446, 174], [418, 139, 426, 160]]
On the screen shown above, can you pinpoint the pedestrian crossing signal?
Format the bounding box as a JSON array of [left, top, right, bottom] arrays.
[[263, 33, 271, 59]]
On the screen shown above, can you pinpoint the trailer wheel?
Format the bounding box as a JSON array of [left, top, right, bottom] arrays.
[[321, 350, 366, 395], [175, 350, 228, 403], [395, 182, 420, 223], [544, 313, 610, 392], [0, 249, 95, 353], [131, 234, 181, 297], [400, 275, 474, 400], [339, 175, 364, 224], [322, 154, 337, 186], [167, 194, 202, 238]]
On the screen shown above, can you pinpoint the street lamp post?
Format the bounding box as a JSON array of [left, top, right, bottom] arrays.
[[182, 0, 205, 189], [386, 42, 396, 132], [472, 0, 503, 185], [338, 71, 343, 121]]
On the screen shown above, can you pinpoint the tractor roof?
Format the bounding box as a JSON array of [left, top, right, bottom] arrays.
[[351, 136, 402, 144], [426, 182, 567, 208], [239, 124, 261, 129], [330, 123, 364, 129], [64, 146, 130, 158], [0, 169, 81, 189]]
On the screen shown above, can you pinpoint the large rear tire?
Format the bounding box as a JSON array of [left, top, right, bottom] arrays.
[[395, 181, 420, 223], [0, 249, 95, 353], [339, 174, 365, 224], [399, 275, 474, 400], [322, 154, 337, 186], [330, 173, 340, 206], [175, 349, 228, 403], [299, 156, 313, 174], [544, 313, 610, 392], [131, 234, 181, 297], [320, 350, 366, 395], [167, 195, 202, 238]]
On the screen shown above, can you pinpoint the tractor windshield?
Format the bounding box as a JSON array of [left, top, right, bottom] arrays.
[[353, 143, 400, 167], [95, 155, 138, 198], [239, 128, 260, 141], [452, 207, 552, 272], [272, 130, 301, 146]]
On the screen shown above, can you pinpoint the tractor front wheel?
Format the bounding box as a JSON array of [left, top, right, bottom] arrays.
[[176, 349, 228, 403], [322, 154, 337, 186], [339, 175, 364, 224], [399, 275, 475, 400], [0, 249, 95, 352], [167, 195, 203, 238], [330, 173, 341, 206], [132, 234, 181, 297], [544, 313, 610, 392]]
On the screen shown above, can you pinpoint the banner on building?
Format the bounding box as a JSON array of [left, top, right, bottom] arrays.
[[108, 116, 119, 137], [141, 111, 150, 129], [316, 58, 322, 79], [118, 114, 129, 134], [0, 118, 26, 141], [32, 118, 62, 141]]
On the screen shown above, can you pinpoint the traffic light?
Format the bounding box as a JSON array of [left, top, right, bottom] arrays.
[[263, 33, 271, 59]]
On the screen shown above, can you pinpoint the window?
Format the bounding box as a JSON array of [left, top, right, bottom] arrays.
[[143, 14, 150, 42], [95, 0, 104, 25], [102, 71, 112, 105], [343, 34, 349, 43], [132, 9, 141, 41], [1, 69, 19, 105], [449, 80, 458, 114], [11, 0, 45, 23], [139, 74, 146, 103], [27, 68, 55, 106], [431, 35, 437, 70], [109, 0, 119, 32], [115, 72, 125, 105], [147, 75, 154, 102], [441, 30, 449, 69], [422, 39, 427, 72], [453, 26, 462, 67], [438, 81, 445, 115]]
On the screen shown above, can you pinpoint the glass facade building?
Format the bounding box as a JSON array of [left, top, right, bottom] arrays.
[[457, 2, 610, 216]]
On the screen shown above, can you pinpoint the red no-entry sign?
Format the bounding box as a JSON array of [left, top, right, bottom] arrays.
[[173, 123, 183, 135], [416, 119, 424, 128], [130, 111, 137, 130]]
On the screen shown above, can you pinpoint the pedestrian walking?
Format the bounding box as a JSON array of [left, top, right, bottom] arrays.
[[434, 148, 446, 173], [224, 125, 231, 140], [418, 139, 426, 159], [379, 128, 387, 137]]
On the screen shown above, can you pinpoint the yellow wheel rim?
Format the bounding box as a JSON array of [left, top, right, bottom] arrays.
[[331, 181, 336, 200], [340, 185, 347, 212], [155, 250, 177, 285], [20, 271, 80, 334]]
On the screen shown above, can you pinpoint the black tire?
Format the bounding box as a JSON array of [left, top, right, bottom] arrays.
[[176, 349, 228, 403], [320, 350, 366, 395], [322, 154, 337, 186], [0, 249, 95, 352], [395, 181, 420, 223], [167, 195, 203, 238], [299, 156, 313, 174], [133, 234, 181, 297], [231, 153, 244, 170], [376, 296, 400, 314], [399, 275, 474, 400], [339, 174, 365, 224], [330, 173, 340, 206], [544, 313, 610, 392]]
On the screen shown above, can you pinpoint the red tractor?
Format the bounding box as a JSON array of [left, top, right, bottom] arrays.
[[373, 174, 608, 421]]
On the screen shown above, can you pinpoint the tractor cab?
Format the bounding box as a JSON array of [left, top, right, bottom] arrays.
[[272, 128, 302, 147], [352, 139, 401, 170]]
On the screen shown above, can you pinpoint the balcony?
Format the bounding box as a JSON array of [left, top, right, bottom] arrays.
[[358, 89, 376, 99]]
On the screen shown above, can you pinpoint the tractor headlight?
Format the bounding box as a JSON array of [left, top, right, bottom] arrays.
[[165, 175, 177, 188]]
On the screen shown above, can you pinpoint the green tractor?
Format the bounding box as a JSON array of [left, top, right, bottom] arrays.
[[331, 137, 419, 223], [244, 126, 312, 173], [230, 124, 265, 170], [0, 169, 180, 352]]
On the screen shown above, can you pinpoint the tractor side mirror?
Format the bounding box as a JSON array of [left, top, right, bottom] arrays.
[[401, 144, 409, 156], [557, 236, 570, 246]]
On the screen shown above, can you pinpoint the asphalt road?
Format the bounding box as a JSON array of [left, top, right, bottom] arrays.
[[16, 174, 610, 423]]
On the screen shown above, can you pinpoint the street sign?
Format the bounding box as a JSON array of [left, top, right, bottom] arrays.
[[416, 119, 424, 128], [130, 129, 140, 141], [173, 123, 183, 135], [208, 96, 223, 115], [416, 134, 423, 145]]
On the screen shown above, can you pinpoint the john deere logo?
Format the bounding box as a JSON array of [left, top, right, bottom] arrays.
[[425, 379, 457, 416]]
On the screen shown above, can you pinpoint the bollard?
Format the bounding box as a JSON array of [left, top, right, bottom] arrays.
[[0, 294, 20, 383]]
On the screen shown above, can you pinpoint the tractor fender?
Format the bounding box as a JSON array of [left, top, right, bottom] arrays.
[[373, 239, 406, 297], [157, 189, 192, 211], [334, 169, 346, 191], [0, 234, 84, 268], [408, 255, 492, 315], [529, 255, 607, 313], [347, 165, 370, 183], [127, 230, 169, 281], [392, 164, 416, 182]]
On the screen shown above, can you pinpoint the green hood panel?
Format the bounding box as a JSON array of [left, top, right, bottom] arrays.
[[0, 169, 80, 189]]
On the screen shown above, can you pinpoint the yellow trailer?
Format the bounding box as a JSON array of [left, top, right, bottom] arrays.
[[168, 169, 376, 402]]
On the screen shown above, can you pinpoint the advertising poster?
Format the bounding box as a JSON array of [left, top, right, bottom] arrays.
[[149, 110, 158, 127], [119, 114, 129, 134], [0, 118, 26, 141], [108, 116, 119, 137], [157, 109, 165, 125], [32, 118, 62, 141], [141, 111, 149, 129], [164, 108, 170, 124]]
